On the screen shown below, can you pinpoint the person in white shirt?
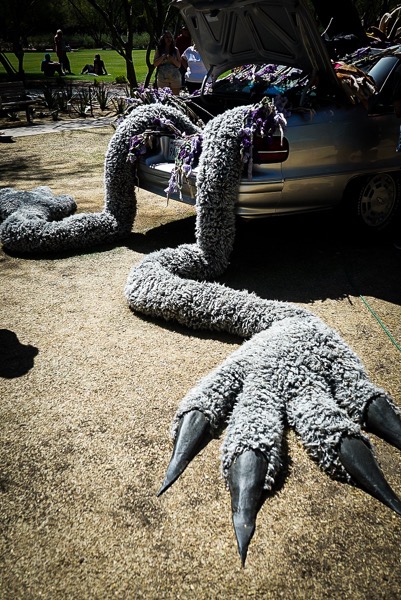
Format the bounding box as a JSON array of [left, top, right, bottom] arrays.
[[181, 44, 208, 93]]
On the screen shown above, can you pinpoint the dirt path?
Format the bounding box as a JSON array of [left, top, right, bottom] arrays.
[[1, 127, 401, 599]]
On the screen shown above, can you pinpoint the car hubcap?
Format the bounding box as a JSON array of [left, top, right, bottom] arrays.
[[359, 174, 398, 228]]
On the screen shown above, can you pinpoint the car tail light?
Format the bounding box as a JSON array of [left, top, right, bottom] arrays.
[[253, 136, 289, 163]]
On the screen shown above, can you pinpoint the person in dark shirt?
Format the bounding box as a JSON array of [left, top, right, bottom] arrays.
[[41, 53, 64, 77], [175, 25, 192, 85], [175, 25, 191, 54], [81, 54, 108, 76]]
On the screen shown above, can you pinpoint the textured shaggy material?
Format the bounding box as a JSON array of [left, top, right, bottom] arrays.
[[123, 104, 395, 486], [0, 105, 198, 253], [0, 102, 396, 491]]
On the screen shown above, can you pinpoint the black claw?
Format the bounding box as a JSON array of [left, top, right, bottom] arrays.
[[227, 449, 268, 567], [365, 396, 401, 451], [157, 410, 212, 496], [339, 435, 401, 515]]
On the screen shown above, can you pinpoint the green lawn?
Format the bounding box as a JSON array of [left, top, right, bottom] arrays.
[[1, 49, 151, 85]]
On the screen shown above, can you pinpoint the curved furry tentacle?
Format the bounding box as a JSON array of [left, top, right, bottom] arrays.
[[193, 107, 245, 274], [125, 104, 249, 304], [125, 250, 309, 337], [1, 208, 120, 253], [0, 186, 77, 222], [0, 104, 198, 253], [122, 103, 395, 484], [104, 104, 199, 224], [125, 104, 308, 337]]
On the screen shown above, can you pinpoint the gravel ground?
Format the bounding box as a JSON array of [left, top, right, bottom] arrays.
[[1, 124, 401, 599]]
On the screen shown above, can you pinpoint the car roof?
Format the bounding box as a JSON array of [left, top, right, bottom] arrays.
[[172, 0, 339, 86]]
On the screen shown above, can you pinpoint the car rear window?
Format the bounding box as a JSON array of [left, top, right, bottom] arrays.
[[368, 55, 399, 90]]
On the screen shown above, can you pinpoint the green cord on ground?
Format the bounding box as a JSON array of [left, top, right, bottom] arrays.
[[360, 295, 401, 353]]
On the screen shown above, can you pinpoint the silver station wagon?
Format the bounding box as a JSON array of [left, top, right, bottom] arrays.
[[137, 0, 401, 233]]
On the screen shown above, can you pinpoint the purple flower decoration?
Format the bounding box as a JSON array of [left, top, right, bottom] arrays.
[[166, 132, 203, 200], [164, 169, 179, 198], [239, 98, 286, 179], [127, 112, 189, 167], [127, 134, 147, 164]]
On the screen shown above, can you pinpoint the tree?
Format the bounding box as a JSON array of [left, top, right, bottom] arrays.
[[69, 0, 139, 86], [0, 0, 68, 77], [141, 0, 176, 86], [65, 0, 177, 88], [63, 0, 111, 47]]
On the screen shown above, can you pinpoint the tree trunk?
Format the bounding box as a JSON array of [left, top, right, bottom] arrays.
[[0, 52, 18, 76], [144, 43, 155, 87], [125, 47, 138, 89], [12, 39, 25, 76]]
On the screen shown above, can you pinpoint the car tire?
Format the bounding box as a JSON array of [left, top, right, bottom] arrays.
[[353, 172, 401, 234]]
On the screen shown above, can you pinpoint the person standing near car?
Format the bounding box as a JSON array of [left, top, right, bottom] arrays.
[[181, 43, 209, 93], [153, 31, 182, 95], [175, 25, 191, 55], [175, 25, 192, 85], [54, 29, 71, 74]]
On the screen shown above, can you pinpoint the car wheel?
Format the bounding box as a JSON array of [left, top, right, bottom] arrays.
[[355, 173, 400, 232]]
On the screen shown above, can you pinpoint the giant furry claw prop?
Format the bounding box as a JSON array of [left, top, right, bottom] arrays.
[[1, 103, 401, 565]]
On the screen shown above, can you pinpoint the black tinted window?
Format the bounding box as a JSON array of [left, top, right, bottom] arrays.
[[368, 56, 399, 91]]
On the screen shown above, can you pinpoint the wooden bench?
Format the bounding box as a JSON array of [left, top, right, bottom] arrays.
[[0, 81, 38, 123]]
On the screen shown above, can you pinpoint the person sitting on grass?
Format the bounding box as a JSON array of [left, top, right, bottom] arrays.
[[81, 54, 108, 76], [41, 53, 65, 77]]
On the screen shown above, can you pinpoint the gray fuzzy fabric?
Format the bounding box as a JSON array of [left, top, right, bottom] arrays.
[[0, 102, 396, 490], [123, 104, 395, 488], [0, 104, 198, 253]]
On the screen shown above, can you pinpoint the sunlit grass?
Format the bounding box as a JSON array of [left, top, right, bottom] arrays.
[[0, 49, 151, 85]]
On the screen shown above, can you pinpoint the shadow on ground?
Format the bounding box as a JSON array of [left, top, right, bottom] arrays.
[[128, 209, 401, 306], [3, 208, 400, 307], [229, 212, 401, 306]]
